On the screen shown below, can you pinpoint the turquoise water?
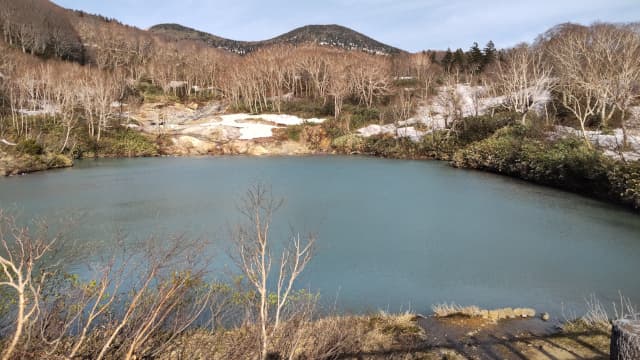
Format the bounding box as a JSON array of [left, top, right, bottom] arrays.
[[1, 156, 639, 315]]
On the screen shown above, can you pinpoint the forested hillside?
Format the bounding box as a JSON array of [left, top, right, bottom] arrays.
[[149, 23, 404, 55]]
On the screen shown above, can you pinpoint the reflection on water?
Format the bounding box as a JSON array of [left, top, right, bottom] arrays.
[[1, 156, 639, 315]]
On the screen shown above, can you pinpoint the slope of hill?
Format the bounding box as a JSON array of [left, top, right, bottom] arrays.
[[0, 0, 83, 61], [149, 23, 404, 55]]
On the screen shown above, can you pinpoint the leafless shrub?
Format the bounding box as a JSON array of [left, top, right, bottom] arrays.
[[0, 210, 62, 360], [582, 294, 611, 330], [492, 44, 554, 125], [232, 183, 315, 360]]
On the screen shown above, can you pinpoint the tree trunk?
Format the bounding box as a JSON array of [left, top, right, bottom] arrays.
[[610, 319, 640, 360], [579, 120, 593, 149], [2, 287, 24, 360], [60, 122, 72, 153]]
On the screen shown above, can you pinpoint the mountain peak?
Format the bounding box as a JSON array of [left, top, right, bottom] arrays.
[[149, 23, 404, 55]]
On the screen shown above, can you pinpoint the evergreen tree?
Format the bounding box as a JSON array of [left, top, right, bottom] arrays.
[[442, 48, 454, 71], [468, 42, 484, 73], [429, 50, 437, 64], [483, 40, 496, 67], [453, 48, 466, 71]]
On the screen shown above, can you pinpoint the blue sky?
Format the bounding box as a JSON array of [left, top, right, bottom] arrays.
[[53, 0, 640, 52]]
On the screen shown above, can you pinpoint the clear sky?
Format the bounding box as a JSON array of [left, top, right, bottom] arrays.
[[52, 0, 639, 52]]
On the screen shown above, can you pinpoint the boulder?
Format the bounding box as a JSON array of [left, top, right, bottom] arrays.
[[247, 145, 268, 156]]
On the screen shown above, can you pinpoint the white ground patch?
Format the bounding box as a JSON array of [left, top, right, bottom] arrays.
[[358, 84, 510, 141], [214, 114, 325, 140], [554, 126, 640, 161], [143, 112, 326, 141], [356, 84, 551, 142], [18, 102, 60, 116]]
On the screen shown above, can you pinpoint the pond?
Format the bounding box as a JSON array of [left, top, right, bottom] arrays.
[[1, 156, 639, 315]]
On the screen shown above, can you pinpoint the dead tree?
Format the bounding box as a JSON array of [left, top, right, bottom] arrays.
[[0, 211, 60, 360], [492, 44, 554, 125], [232, 184, 315, 360]]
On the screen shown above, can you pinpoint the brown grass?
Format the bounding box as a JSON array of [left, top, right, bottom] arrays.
[[158, 312, 426, 360]]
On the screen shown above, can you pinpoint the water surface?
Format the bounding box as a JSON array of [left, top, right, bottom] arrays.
[[1, 156, 639, 315]]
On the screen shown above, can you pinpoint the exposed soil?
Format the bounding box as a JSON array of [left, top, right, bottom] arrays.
[[356, 315, 611, 360]]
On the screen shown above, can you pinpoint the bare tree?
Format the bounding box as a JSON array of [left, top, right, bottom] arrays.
[[93, 234, 211, 360], [79, 69, 120, 141], [410, 51, 438, 100], [435, 71, 463, 130], [492, 44, 554, 125], [0, 211, 60, 360], [350, 54, 392, 108], [327, 56, 351, 121], [36, 256, 122, 359], [232, 184, 315, 360], [590, 24, 640, 145]]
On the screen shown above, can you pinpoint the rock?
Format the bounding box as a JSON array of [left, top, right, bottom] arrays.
[[610, 319, 640, 360], [541, 312, 550, 321], [503, 308, 516, 319], [514, 308, 536, 318], [481, 307, 536, 321], [172, 136, 216, 155], [247, 145, 268, 156]]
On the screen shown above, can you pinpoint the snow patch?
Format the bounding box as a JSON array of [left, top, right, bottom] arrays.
[[554, 126, 640, 160], [18, 101, 60, 117], [142, 111, 326, 141], [216, 114, 325, 140], [358, 83, 552, 143]]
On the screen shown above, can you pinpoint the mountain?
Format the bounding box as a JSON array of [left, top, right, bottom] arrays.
[[149, 23, 404, 55], [0, 0, 84, 62]]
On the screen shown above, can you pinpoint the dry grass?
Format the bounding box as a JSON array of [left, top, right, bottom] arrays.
[[158, 312, 426, 360], [431, 303, 483, 318], [581, 293, 611, 331], [431, 303, 536, 321], [563, 293, 639, 333]]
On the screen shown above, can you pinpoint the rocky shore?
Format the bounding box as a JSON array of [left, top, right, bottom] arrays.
[[0, 151, 73, 176]]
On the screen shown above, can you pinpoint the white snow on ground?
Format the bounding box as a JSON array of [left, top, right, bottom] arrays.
[[357, 124, 426, 142], [357, 124, 396, 137], [358, 84, 508, 140], [216, 114, 325, 140], [18, 102, 60, 116], [554, 126, 640, 161], [144, 113, 326, 140], [357, 84, 552, 142], [218, 114, 325, 126]]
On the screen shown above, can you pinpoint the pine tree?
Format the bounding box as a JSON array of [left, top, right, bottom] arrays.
[[468, 42, 484, 73], [442, 48, 454, 72], [483, 40, 496, 67], [453, 48, 466, 71]]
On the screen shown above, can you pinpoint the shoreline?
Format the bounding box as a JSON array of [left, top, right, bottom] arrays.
[[3, 147, 640, 214]]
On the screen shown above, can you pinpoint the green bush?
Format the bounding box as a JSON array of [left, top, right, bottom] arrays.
[[451, 126, 640, 209], [453, 112, 517, 145], [332, 134, 366, 153], [97, 129, 158, 157], [279, 99, 334, 118], [16, 139, 44, 155], [321, 119, 347, 139], [417, 131, 463, 160], [47, 154, 73, 168], [285, 125, 303, 142], [608, 161, 640, 209], [344, 105, 380, 129]]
